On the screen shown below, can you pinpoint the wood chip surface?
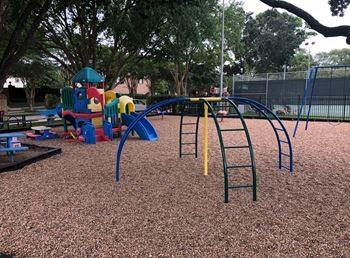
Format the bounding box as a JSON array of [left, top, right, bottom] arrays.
[[0, 116, 349, 257]]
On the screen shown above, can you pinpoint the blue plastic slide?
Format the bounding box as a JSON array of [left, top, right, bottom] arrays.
[[121, 113, 158, 141]]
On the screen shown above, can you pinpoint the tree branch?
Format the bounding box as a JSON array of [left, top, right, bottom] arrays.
[[259, 0, 350, 44]]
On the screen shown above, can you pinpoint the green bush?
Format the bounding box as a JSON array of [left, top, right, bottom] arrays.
[[117, 93, 148, 100], [146, 94, 177, 106], [132, 93, 148, 99], [146, 95, 184, 114], [45, 94, 59, 109]]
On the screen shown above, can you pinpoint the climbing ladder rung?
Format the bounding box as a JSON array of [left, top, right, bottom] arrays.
[[281, 153, 290, 157], [182, 142, 196, 145], [220, 128, 244, 132], [228, 184, 253, 189], [181, 153, 196, 156], [227, 165, 253, 169], [280, 140, 289, 144], [281, 165, 290, 170], [182, 132, 196, 135], [224, 146, 249, 149], [276, 128, 284, 131]]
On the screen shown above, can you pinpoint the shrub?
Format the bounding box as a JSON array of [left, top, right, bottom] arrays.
[[146, 95, 184, 114], [45, 94, 59, 109]]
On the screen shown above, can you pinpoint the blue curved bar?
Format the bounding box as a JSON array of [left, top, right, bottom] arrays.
[[230, 97, 294, 173], [115, 97, 188, 182]]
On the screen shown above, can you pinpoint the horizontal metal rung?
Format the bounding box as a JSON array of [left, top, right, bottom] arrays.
[[227, 165, 253, 169], [224, 146, 249, 149], [182, 142, 196, 145], [276, 128, 284, 131], [228, 184, 253, 189], [220, 128, 244, 132], [281, 165, 291, 170], [181, 132, 196, 135], [281, 153, 290, 157], [279, 140, 289, 144]]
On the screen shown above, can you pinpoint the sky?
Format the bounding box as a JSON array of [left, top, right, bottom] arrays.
[[242, 0, 350, 54]]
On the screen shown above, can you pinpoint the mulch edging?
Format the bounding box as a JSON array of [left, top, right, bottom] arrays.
[[0, 144, 61, 173]]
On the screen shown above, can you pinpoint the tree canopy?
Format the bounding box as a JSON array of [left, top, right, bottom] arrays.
[[242, 9, 310, 73], [259, 0, 350, 44], [0, 0, 52, 89], [2, 0, 348, 101]]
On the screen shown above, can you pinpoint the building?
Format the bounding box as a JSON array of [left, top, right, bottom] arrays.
[[113, 79, 150, 95]]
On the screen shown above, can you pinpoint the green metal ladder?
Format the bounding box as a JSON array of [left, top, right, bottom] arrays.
[[203, 98, 257, 203], [179, 102, 201, 158]]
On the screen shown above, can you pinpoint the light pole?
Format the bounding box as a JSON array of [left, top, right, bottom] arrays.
[[304, 41, 315, 71], [219, 0, 225, 98]]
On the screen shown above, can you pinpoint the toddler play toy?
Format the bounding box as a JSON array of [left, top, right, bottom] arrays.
[[58, 67, 158, 144], [115, 97, 294, 203], [26, 126, 59, 141], [0, 132, 28, 162]]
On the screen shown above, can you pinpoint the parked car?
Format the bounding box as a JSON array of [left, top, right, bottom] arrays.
[[134, 99, 147, 112]]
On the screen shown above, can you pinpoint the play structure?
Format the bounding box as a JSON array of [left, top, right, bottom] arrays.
[[115, 97, 294, 203], [294, 65, 350, 137], [58, 67, 158, 144], [38, 109, 59, 125]]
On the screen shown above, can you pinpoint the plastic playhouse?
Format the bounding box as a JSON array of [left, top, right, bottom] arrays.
[[57, 67, 158, 144]]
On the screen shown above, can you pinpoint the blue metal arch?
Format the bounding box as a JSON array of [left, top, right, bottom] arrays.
[[115, 97, 188, 182], [115, 96, 294, 183], [230, 97, 294, 173]]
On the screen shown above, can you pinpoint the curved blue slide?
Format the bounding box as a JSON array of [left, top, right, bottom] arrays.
[[121, 113, 158, 141]]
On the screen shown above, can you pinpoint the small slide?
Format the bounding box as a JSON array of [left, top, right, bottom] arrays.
[[121, 112, 158, 141]]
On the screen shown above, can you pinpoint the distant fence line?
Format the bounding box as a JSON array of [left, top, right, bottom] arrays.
[[231, 69, 350, 121]]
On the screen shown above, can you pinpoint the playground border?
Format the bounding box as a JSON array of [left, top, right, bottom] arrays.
[[0, 144, 61, 173]]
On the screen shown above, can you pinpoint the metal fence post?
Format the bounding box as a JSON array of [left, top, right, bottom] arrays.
[[265, 73, 269, 107], [232, 74, 235, 97], [343, 95, 347, 121]]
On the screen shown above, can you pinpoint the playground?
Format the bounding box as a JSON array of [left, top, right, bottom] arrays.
[[0, 117, 349, 257]]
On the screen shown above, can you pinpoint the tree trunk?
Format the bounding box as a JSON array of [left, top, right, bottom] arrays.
[[145, 77, 154, 96], [25, 87, 35, 111], [0, 76, 6, 94], [171, 63, 181, 96]]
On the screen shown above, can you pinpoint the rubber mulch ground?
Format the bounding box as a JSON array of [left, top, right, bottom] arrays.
[[0, 116, 349, 257]]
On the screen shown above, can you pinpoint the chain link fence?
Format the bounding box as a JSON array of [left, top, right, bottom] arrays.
[[232, 70, 350, 121]]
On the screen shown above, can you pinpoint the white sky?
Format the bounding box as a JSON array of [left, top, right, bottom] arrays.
[[242, 0, 350, 54]]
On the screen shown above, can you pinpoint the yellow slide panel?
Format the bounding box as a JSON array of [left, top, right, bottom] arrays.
[[119, 96, 135, 114], [105, 90, 116, 104]]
